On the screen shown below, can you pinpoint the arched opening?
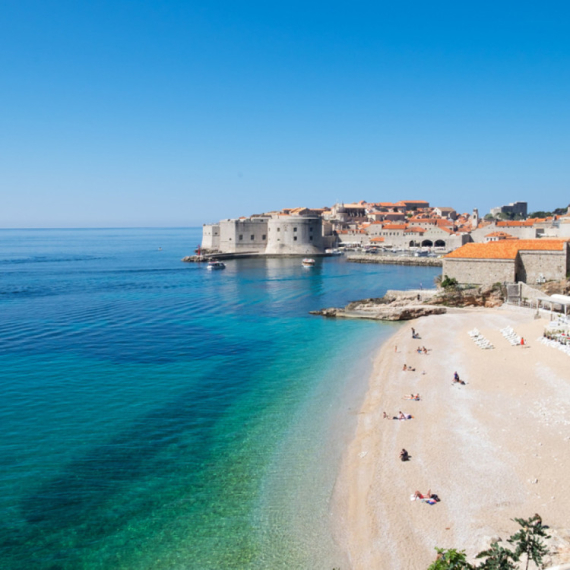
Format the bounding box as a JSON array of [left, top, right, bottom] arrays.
[[421, 239, 433, 247], [409, 240, 419, 247], [434, 240, 446, 247]]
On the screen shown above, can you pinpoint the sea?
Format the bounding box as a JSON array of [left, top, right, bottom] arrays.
[[0, 228, 440, 569]]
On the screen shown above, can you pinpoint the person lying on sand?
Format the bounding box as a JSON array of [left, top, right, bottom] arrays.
[[403, 364, 407, 371], [383, 411, 389, 419], [400, 449, 410, 461], [397, 411, 413, 420], [407, 366, 416, 371], [412, 490, 440, 503], [403, 394, 420, 401], [422, 346, 428, 354]]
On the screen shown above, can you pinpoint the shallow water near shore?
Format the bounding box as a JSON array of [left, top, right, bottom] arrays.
[[0, 228, 440, 569]]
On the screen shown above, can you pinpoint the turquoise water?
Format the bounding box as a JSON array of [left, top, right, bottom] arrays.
[[0, 229, 440, 569]]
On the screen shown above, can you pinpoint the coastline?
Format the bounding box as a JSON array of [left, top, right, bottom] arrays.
[[335, 306, 570, 569]]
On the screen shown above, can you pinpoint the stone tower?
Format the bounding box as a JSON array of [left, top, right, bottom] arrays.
[[472, 208, 479, 229]]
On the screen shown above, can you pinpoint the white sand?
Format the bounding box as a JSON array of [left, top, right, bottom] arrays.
[[335, 307, 570, 569]]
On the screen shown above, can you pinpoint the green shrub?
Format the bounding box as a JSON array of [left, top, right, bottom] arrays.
[[441, 275, 459, 289]]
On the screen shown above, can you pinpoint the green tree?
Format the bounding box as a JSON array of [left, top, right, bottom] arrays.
[[475, 541, 516, 569], [528, 211, 552, 219], [428, 548, 473, 569], [507, 515, 550, 570], [441, 275, 459, 289]]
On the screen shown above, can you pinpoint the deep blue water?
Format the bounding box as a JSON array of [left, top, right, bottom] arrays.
[[0, 228, 440, 569]]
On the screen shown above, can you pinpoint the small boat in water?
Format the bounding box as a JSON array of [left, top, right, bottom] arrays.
[[302, 258, 315, 267], [207, 260, 226, 270]]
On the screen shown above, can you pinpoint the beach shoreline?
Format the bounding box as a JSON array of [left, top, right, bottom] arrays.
[[334, 306, 570, 569]]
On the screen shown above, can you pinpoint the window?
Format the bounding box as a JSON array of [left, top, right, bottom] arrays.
[[294, 227, 297, 232], [293, 236, 297, 241], [309, 226, 313, 232], [309, 236, 313, 241], [277, 228, 280, 232], [239, 235, 243, 240], [262, 235, 266, 240], [251, 235, 254, 240]]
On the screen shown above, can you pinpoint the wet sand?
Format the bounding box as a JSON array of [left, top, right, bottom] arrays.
[[335, 307, 570, 569]]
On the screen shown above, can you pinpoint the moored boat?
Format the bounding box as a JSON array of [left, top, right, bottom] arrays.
[[302, 258, 315, 267]]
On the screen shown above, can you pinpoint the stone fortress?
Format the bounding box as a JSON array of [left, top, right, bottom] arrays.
[[200, 200, 570, 284], [201, 214, 328, 256]]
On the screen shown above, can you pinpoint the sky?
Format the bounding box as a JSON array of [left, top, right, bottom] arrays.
[[1, 1, 569, 227]]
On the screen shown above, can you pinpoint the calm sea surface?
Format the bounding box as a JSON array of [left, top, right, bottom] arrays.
[[0, 228, 440, 569]]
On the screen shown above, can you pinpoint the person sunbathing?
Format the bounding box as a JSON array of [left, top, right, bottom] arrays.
[[398, 411, 412, 420], [400, 449, 410, 461], [422, 347, 428, 354], [413, 490, 440, 503], [403, 364, 407, 371], [403, 394, 420, 400], [383, 411, 389, 419]]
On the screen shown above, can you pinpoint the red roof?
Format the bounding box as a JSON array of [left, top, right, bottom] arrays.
[[445, 240, 568, 260], [382, 224, 407, 230]]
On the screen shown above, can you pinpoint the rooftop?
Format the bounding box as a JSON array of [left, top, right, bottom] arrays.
[[445, 239, 568, 260]]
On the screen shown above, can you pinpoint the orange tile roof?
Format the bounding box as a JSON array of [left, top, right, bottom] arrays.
[[496, 220, 535, 227], [370, 237, 385, 242], [445, 239, 568, 260], [405, 227, 427, 233], [382, 224, 407, 230], [485, 231, 517, 239]]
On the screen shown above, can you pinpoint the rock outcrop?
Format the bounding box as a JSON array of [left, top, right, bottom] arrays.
[[431, 283, 505, 308], [541, 279, 570, 296], [310, 291, 446, 321]]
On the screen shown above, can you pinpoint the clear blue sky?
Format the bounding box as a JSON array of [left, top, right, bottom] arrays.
[[1, 1, 569, 227]]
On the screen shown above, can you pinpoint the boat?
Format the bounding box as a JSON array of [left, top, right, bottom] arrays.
[[302, 258, 315, 267], [207, 260, 226, 270]]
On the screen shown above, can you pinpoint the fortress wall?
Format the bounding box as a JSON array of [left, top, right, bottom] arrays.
[[201, 224, 220, 250], [265, 217, 325, 255], [442, 258, 517, 285], [518, 249, 569, 284], [219, 219, 268, 253]]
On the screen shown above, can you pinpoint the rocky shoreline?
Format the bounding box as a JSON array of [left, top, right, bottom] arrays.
[[310, 291, 447, 321], [310, 283, 507, 321]]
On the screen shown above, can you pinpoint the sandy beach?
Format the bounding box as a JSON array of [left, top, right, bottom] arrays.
[[336, 306, 570, 569]]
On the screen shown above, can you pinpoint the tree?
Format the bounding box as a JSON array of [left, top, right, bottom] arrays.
[[507, 515, 550, 570], [441, 275, 459, 289], [528, 211, 552, 219], [428, 548, 473, 569], [475, 541, 516, 569]]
